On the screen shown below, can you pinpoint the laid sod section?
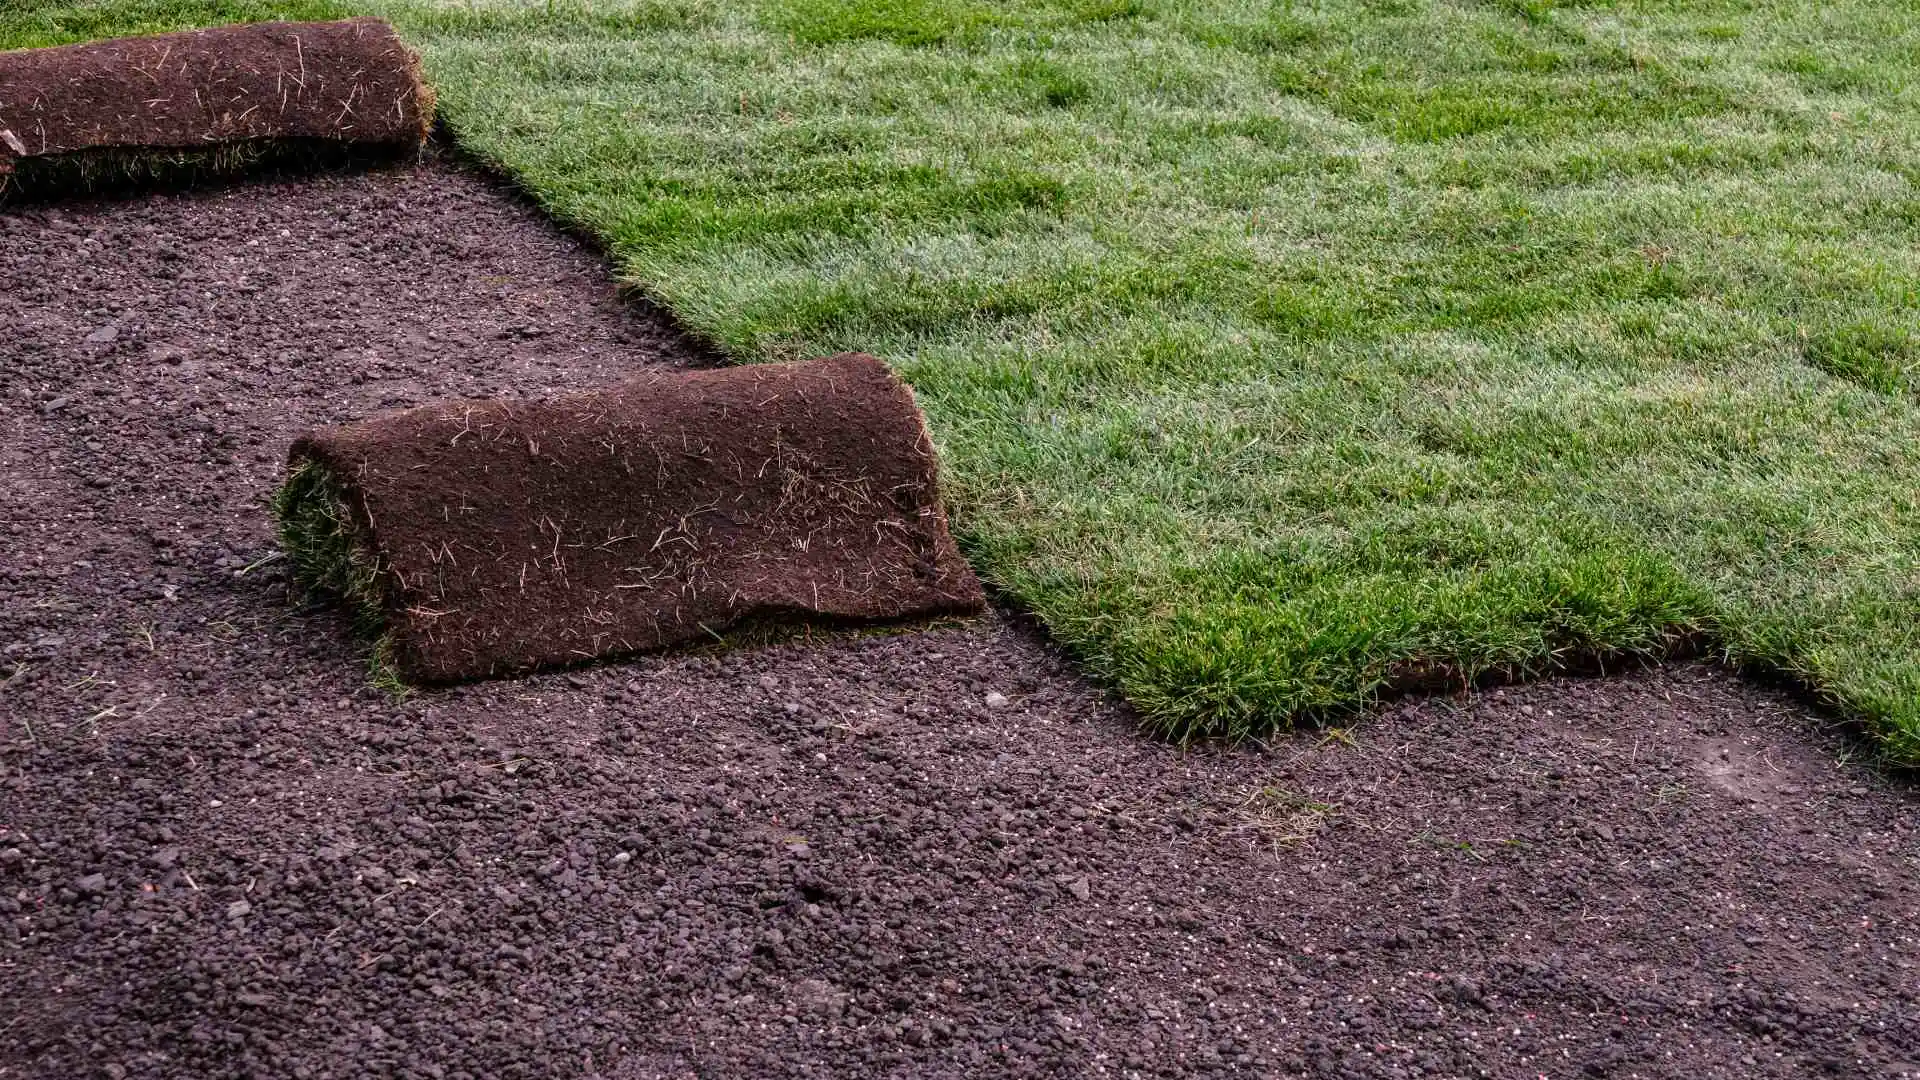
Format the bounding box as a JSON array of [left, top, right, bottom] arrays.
[[365, 0, 1920, 762], [0, 0, 350, 49], [0, 16, 431, 197], [277, 354, 985, 683], [14, 2, 1920, 761]]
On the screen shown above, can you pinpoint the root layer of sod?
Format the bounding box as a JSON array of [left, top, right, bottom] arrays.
[[0, 138, 419, 203], [277, 353, 984, 683], [0, 16, 430, 193]]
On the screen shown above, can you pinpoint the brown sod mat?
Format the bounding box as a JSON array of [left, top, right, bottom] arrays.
[[0, 18, 431, 195], [279, 353, 986, 682]]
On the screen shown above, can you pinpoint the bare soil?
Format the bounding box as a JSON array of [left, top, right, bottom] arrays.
[[2, 154, 1916, 1080]]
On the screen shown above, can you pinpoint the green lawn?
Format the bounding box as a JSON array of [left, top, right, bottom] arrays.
[[9, 0, 1920, 761]]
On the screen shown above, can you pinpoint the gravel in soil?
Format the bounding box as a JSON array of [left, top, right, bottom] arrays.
[[2, 154, 1917, 1080]]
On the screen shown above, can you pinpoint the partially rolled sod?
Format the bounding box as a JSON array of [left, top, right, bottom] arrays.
[[276, 353, 987, 683], [0, 18, 431, 189]]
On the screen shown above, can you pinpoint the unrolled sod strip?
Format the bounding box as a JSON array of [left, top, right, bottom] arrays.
[[0, 18, 432, 193], [275, 353, 988, 683]]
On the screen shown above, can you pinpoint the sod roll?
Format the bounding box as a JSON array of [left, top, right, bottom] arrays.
[[0, 18, 432, 188], [277, 353, 987, 683]]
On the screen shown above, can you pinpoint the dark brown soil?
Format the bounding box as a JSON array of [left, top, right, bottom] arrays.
[[289, 352, 983, 682], [0, 19, 430, 182], [3, 153, 1917, 1080]]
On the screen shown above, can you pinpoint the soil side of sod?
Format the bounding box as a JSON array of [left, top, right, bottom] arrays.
[[0, 18, 429, 194], [283, 352, 983, 683], [2, 154, 1917, 1080]]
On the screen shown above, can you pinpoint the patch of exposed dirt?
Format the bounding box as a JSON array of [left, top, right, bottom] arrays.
[[2, 153, 1917, 1080]]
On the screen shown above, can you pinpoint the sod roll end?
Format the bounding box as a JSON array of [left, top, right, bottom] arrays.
[[275, 353, 987, 683]]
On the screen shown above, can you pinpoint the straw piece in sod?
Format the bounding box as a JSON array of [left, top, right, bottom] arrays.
[[276, 353, 987, 683], [0, 18, 432, 190]]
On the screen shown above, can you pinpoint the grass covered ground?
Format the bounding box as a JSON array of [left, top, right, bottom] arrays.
[[8, 0, 1920, 760]]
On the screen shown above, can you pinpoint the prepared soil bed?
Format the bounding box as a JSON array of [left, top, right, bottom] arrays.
[[0, 19, 431, 196], [2, 153, 1917, 1080]]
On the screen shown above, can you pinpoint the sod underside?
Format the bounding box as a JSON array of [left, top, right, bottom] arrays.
[[277, 352, 985, 683], [0, 17, 430, 193]]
